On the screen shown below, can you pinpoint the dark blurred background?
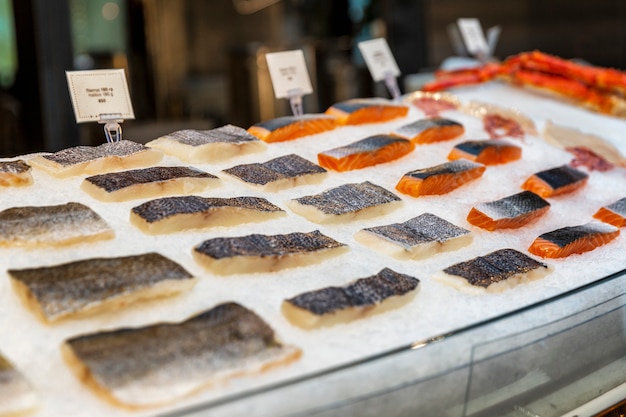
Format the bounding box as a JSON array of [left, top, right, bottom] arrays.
[[1, 0, 625, 156]]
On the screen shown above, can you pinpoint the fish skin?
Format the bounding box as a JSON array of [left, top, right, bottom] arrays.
[[528, 222, 620, 258], [8, 253, 195, 322], [223, 154, 326, 186], [194, 230, 346, 260], [522, 164, 588, 197], [132, 196, 284, 224], [63, 302, 300, 408], [0, 353, 38, 415], [468, 191, 550, 230], [40, 140, 149, 166], [443, 248, 548, 288], [0, 160, 33, 186], [401, 159, 484, 181], [84, 166, 217, 193], [0, 160, 31, 174], [317, 134, 414, 171], [593, 197, 626, 227], [161, 125, 259, 146], [361, 213, 470, 249], [292, 181, 401, 216], [0, 202, 113, 247], [285, 268, 419, 316]]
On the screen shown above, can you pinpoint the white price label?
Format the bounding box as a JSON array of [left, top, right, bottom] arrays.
[[265, 50, 313, 99], [358, 38, 401, 82], [457, 18, 489, 56], [66, 69, 135, 123]]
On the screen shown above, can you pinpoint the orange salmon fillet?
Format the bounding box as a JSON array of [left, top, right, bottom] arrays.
[[521, 165, 588, 197], [592, 197, 626, 227], [318, 135, 414, 172], [528, 222, 619, 258], [396, 160, 485, 197], [466, 191, 550, 231], [325, 99, 409, 125], [248, 114, 337, 143], [448, 140, 522, 165], [394, 117, 464, 144]]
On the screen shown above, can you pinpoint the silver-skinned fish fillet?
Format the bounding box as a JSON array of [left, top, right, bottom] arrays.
[[81, 166, 219, 202], [287, 181, 402, 224], [146, 125, 266, 163], [355, 213, 472, 259], [8, 253, 196, 322], [282, 268, 420, 328], [223, 153, 327, 191], [0, 202, 114, 248], [29, 140, 163, 178], [62, 303, 301, 409], [193, 230, 349, 274], [0, 353, 38, 416], [130, 195, 286, 234], [0, 160, 33, 187]]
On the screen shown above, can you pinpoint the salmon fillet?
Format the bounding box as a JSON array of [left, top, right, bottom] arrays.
[[448, 139, 522, 165], [528, 222, 619, 258], [467, 191, 550, 231], [521, 164, 588, 197], [396, 159, 485, 197], [394, 117, 464, 144], [593, 197, 626, 227], [317, 134, 414, 172], [325, 98, 408, 125], [247, 114, 337, 143]]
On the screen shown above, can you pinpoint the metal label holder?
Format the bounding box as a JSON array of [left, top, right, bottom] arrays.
[[287, 88, 304, 116], [98, 113, 124, 143]]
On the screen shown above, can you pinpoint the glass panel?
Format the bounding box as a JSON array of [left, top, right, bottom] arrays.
[[0, 0, 16, 87]]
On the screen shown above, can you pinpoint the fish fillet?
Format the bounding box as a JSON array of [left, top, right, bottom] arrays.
[[325, 98, 409, 125], [223, 154, 327, 191], [247, 114, 337, 143], [282, 268, 420, 329], [528, 222, 620, 258], [355, 213, 472, 259], [448, 139, 522, 165], [62, 303, 301, 409], [593, 197, 626, 227], [317, 134, 414, 172], [130, 196, 286, 234], [8, 253, 196, 323], [29, 140, 163, 178], [521, 164, 588, 198], [0, 202, 114, 248], [436, 248, 551, 294], [0, 160, 33, 187], [81, 166, 219, 202], [467, 191, 550, 231], [146, 125, 266, 163], [393, 117, 464, 144], [396, 159, 485, 197], [0, 353, 38, 416], [287, 181, 403, 224], [193, 230, 349, 275]]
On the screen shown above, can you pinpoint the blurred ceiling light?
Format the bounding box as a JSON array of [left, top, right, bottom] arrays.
[[233, 0, 280, 15], [102, 2, 119, 20]]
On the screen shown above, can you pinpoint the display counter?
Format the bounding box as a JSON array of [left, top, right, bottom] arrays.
[[1, 83, 625, 417]]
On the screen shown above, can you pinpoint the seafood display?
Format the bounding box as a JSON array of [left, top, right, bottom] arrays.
[[0, 202, 114, 247], [317, 134, 414, 172], [422, 51, 626, 118], [466, 191, 550, 231], [288, 181, 402, 223], [393, 117, 464, 144], [81, 166, 219, 202], [282, 268, 420, 329], [528, 222, 620, 258], [355, 213, 472, 259], [325, 98, 409, 125], [130, 196, 286, 234], [29, 140, 163, 178], [437, 248, 552, 294], [223, 153, 327, 191], [396, 159, 485, 197], [521, 164, 589, 198], [448, 139, 522, 165], [0, 160, 33, 187], [0, 353, 38, 416], [593, 197, 626, 227], [62, 303, 301, 408], [146, 125, 266, 163], [193, 230, 348, 274], [8, 253, 195, 322], [247, 114, 337, 142]]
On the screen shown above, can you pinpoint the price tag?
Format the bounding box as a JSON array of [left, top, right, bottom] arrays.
[[357, 38, 401, 82], [457, 18, 489, 57], [265, 50, 313, 99], [66, 69, 135, 123]]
